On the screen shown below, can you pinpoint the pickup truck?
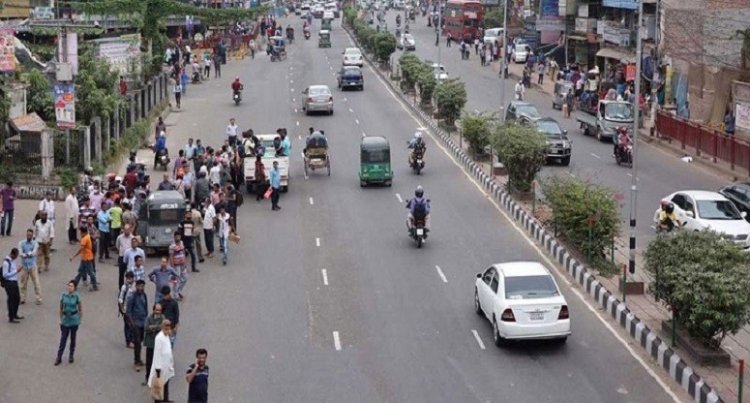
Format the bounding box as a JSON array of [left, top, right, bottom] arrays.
[[243, 134, 290, 193], [575, 99, 634, 142]]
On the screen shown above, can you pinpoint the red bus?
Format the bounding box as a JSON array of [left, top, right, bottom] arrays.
[[442, 0, 484, 42]]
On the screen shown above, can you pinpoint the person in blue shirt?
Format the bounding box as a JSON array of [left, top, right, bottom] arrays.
[[725, 109, 736, 136], [270, 161, 281, 211], [18, 229, 42, 305], [126, 279, 149, 369], [280, 129, 291, 156], [97, 204, 111, 262], [405, 185, 431, 235]]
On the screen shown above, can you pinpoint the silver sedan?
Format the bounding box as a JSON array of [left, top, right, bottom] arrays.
[[302, 85, 334, 115]]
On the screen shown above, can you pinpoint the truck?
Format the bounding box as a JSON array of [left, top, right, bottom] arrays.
[[243, 134, 290, 193], [575, 99, 634, 142]]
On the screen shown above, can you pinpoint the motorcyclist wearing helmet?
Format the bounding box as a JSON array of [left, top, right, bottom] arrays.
[[655, 200, 681, 233], [406, 185, 431, 235], [407, 129, 427, 166]]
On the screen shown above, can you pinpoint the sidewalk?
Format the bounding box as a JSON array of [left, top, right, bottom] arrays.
[[503, 60, 750, 401]]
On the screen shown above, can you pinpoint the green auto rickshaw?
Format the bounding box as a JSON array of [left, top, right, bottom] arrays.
[[318, 30, 331, 48], [136, 190, 187, 254], [359, 136, 393, 187], [322, 18, 333, 31]]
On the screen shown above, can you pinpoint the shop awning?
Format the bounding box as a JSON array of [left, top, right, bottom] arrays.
[[596, 47, 636, 64]]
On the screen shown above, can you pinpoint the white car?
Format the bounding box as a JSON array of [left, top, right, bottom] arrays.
[[398, 34, 416, 50], [511, 44, 531, 63], [432, 63, 448, 81], [483, 27, 503, 44], [660, 191, 750, 248], [302, 85, 334, 115], [474, 261, 571, 346], [343, 47, 364, 67]]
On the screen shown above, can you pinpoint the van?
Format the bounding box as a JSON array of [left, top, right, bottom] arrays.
[[483, 28, 503, 44]]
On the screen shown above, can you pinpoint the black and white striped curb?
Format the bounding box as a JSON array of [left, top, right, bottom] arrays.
[[343, 26, 724, 403]]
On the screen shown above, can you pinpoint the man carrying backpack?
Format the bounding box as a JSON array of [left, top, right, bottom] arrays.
[[405, 185, 431, 237]]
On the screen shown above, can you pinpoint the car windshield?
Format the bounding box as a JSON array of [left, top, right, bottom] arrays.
[[309, 87, 330, 96], [516, 105, 541, 118], [343, 69, 361, 78], [697, 199, 743, 220], [505, 275, 559, 299], [536, 121, 563, 136], [604, 103, 633, 120], [345, 49, 361, 55], [404, 35, 414, 41]]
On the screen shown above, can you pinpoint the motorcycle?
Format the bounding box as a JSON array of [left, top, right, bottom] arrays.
[[410, 149, 425, 175], [233, 90, 242, 105], [410, 215, 428, 248], [614, 127, 633, 166], [153, 148, 170, 171], [304, 30, 311, 40]]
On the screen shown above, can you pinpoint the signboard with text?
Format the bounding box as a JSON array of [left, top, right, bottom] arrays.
[[602, 0, 639, 10], [54, 84, 76, 129], [737, 102, 750, 131]]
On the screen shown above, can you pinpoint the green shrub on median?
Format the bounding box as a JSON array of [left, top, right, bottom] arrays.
[[644, 230, 750, 349], [399, 53, 421, 91], [541, 175, 620, 275], [434, 78, 467, 127], [372, 32, 397, 64], [493, 123, 546, 193], [460, 111, 496, 156]]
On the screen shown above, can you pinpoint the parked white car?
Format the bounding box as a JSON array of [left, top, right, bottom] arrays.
[[398, 34, 416, 51], [659, 190, 750, 248], [475, 261, 570, 346], [432, 63, 448, 81], [483, 27, 503, 44], [511, 44, 531, 63], [342, 47, 364, 67]]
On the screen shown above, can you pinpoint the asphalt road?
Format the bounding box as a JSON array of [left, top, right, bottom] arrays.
[[0, 15, 686, 403], [386, 10, 724, 253]]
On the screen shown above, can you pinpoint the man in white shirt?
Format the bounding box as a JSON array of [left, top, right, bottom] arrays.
[[225, 118, 239, 148], [34, 211, 54, 272], [124, 237, 145, 273], [217, 206, 232, 266], [64, 187, 79, 244], [148, 319, 175, 401], [115, 224, 135, 289], [208, 161, 222, 187], [39, 191, 56, 224], [202, 201, 216, 258]]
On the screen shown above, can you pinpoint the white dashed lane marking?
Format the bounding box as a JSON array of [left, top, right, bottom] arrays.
[[321, 269, 329, 285], [395, 193, 403, 203], [471, 329, 486, 350], [316, 237, 321, 247], [333, 331, 342, 351], [435, 265, 448, 283]]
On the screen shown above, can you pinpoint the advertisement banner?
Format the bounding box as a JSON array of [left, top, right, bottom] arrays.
[[736, 102, 750, 131], [95, 34, 142, 76], [602, 0, 639, 10], [625, 64, 636, 81], [539, 0, 559, 18], [54, 83, 76, 129], [0, 29, 17, 72]]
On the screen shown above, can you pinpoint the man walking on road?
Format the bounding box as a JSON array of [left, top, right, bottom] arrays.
[[179, 211, 199, 273], [159, 286, 179, 347], [149, 258, 178, 303], [39, 191, 56, 225], [65, 187, 79, 244], [119, 271, 135, 348], [2, 248, 23, 322], [202, 199, 216, 258], [96, 204, 112, 262], [226, 118, 239, 148], [168, 233, 188, 300], [217, 206, 232, 266], [34, 212, 54, 272], [18, 229, 42, 305], [190, 203, 205, 263], [124, 237, 145, 274], [144, 303, 164, 386], [148, 318, 174, 403], [0, 181, 16, 236], [270, 161, 282, 210], [116, 224, 135, 289], [71, 226, 98, 291], [126, 279, 148, 372]]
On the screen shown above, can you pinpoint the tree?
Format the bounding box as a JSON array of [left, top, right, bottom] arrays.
[[644, 230, 750, 348], [25, 69, 54, 122], [434, 78, 467, 126], [416, 63, 436, 105], [484, 8, 504, 30], [737, 27, 750, 70], [492, 123, 546, 192], [541, 175, 621, 273], [460, 112, 496, 155], [75, 47, 120, 123], [399, 53, 421, 91], [373, 32, 397, 64]]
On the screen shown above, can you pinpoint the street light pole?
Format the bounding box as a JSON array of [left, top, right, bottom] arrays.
[[499, 0, 508, 123], [628, 0, 644, 276]]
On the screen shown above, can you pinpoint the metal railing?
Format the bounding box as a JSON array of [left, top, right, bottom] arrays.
[[655, 110, 750, 175]]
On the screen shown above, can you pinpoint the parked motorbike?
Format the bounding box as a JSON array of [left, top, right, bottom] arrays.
[[153, 148, 170, 171]]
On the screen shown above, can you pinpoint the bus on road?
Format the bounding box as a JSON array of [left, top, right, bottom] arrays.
[[442, 0, 484, 42]]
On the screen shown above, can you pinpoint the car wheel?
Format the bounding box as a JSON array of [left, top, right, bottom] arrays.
[[492, 317, 506, 347], [474, 289, 482, 316], [329, 109, 334, 115], [595, 127, 604, 142], [561, 156, 571, 166]]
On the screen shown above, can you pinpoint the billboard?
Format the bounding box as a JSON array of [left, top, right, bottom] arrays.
[[54, 83, 76, 129], [95, 34, 142, 76], [0, 29, 17, 72], [602, 0, 639, 10]]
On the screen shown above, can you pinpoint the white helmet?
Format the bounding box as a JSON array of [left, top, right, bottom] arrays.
[[414, 131, 423, 139]]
